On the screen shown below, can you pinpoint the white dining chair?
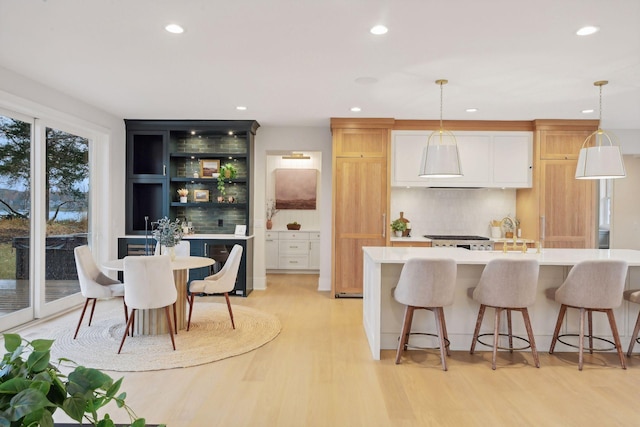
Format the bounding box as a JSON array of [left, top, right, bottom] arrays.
[[73, 245, 127, 339], [118, 256, 178, 354], [187, 244, 243, 330]]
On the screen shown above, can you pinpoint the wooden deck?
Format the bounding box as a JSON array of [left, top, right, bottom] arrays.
[[0, 279, 80, 314]]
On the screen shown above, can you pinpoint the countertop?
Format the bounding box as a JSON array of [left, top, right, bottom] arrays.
[[120, 234, 254, 240], [389, 236, 536, 244], [363, 246, 640, 266]]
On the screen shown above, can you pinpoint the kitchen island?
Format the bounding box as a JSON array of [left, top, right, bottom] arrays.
[[362, 246, 640, 360]]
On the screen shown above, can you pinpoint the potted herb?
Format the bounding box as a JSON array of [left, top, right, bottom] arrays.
[[0, 333, 161, 427], [217, 163, 238, 196], [390, 219, 407, 237]]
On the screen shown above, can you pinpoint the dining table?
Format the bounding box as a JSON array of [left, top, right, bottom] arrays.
[[103, 255, 214, 335]]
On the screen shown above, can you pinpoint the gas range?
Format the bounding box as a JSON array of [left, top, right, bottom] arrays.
[[423, 235, 494, 251]]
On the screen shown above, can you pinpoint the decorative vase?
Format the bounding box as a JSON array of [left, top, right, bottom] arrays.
[[169, 246, 176, 261], [180, 196, 187, 203], [266, 219, 273, 230]]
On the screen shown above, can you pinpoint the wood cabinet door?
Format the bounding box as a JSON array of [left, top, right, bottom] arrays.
[[540, 159, 596, 248], [333, 157, 387, 295], [333, 128, 388, 158], [539, 130, 592, 160]]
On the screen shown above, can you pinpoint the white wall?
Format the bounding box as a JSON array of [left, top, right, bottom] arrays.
[[253, 126, 332, 291], [615, 129, 640, 155], [0, 66, 125, 263], [611, 155, 640, 249], [391, 188, 517, 237]]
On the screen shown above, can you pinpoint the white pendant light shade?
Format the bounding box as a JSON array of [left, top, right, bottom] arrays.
[[419, 130, 463, 177], [419, 79, 463, 178], [575, 144, 626, 179], [575, 80, 626, 180]]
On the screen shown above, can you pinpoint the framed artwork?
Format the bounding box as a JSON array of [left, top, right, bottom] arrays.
[[275, 168, 317, 210], [199, 159, 220, 178], [194, 189, 210, 202]]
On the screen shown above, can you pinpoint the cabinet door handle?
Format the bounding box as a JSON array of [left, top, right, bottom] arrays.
[[163, 164, 167, 176], [382, 213, 386, 238], [540, 216, 545, 240], [204, 243, 208, 256]]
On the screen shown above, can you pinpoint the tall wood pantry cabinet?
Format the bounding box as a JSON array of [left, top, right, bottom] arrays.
[[516, 120, 598, 248], [331, 118, 393, 297]]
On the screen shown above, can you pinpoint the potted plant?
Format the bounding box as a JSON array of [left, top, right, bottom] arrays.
[[390, 219, 407, 237], [177, 188, 188, 203], [266, 199, 278, 230], [0, 333, 161, 427], [217, 163, 238, 196], [151, 217, 183, 259]]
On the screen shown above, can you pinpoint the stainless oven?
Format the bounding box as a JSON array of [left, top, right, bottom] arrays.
[[423, 235, 494, 251]]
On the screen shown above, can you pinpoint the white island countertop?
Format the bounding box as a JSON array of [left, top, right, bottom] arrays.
[[363, 246, 640, 266], [362, 246, 640, 359]]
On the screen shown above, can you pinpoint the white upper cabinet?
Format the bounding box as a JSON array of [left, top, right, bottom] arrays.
[[391, 130, 532, 188]]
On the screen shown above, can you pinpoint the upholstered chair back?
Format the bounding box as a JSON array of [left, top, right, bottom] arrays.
[[473, 259, 539, 308], [123, 256, 177, 310], [193, 244, 243, 294], [555, 260, 628, 309], [74, 245, 123, 298], [393, 258, 457, 308]]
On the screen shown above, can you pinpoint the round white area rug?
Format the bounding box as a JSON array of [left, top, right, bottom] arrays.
[[47, 303, 281, 372]]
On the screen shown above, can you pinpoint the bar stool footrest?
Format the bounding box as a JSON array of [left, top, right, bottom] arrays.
[[556, 333, 617, 352], [476, 333, 531, 351], [402, 332, 450, 351]]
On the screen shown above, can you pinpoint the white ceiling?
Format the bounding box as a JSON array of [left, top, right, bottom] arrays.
[[1, 0, 639, 129]]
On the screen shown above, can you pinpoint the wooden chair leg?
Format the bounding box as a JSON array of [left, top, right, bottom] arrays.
[[173, 303, 178, 335], [224, 292, 235, 329], [470, 304, 486, 354], [73, 298, 92, 339], [88, 298, 98, 326], [433, 307, 448, 371], [578, 307, 585, 371], [588, 309, 594, 354], [395, 305, 414, 364], [507, 309, 513, 353], [165, 306, 176, 351], [118, 309, 136, 354], [187, 294, 195, 331], [606, 309, 626, 369], [627, 312, 640, 357], [492, 308, 501, 370], [521, 308, 540, 368], [439, 307, 450, 356], [549, 304, 567, 354]]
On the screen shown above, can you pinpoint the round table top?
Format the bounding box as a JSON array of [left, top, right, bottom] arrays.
[[102, 255, 215, 271]]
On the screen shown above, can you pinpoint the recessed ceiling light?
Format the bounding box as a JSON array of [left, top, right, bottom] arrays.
[[370, 25, 388, 35], [236, 106, 247, 111], [576, 26, 599, 36], [350, 107, 362, 112], [582, 109, 595, 114], [466, 108, 478, 113], [165, 24, 184, 34]]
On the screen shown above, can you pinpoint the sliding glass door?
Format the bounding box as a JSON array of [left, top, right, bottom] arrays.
[[0, 110, 91, 329], [0, 110, 34, 328]]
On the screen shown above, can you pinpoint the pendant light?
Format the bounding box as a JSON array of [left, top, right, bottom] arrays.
[[575, 80, 626, 179], [419, 79, 463, 178]]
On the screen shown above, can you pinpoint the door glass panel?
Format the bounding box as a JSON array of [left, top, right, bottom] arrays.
[[0, 114, 32, 318], [44, 127, 89, 302]]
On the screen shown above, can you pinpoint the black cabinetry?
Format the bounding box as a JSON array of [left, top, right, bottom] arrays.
[[125, 120, 259, 235]]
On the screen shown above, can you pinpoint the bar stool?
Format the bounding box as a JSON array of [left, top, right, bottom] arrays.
[[393, 258, 457, 371], [469, 258, 540, 370], [547, 260, 628, 370], [623, 289, 640, 356]]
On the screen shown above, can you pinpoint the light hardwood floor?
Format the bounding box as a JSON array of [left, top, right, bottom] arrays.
[[11, 273, 640, 426]]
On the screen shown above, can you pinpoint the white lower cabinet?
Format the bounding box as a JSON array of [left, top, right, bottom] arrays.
[[266, 231, 320, 271]]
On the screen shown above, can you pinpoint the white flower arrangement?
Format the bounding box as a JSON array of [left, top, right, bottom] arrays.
[[266, 199, 279, 220], [152, 217, 184, 247]]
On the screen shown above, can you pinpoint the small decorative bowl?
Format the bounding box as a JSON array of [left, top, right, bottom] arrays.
[[287, 223, 301, 230]]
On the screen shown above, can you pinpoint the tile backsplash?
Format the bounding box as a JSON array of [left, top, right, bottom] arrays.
[[391, 188, 517, 237]]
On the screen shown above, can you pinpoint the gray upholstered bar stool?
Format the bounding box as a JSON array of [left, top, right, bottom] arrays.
[[393, 258, 457, 371], [469, 258, 540, 370], [623, 289, 640, 357], [547, 260, 628, 370]]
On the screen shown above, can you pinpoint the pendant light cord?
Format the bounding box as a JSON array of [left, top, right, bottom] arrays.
[[439, 81, 444, 131]]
